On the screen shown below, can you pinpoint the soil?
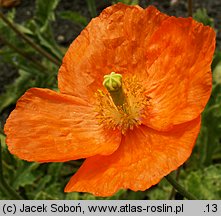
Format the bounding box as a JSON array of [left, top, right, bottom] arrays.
[[0, 0, 221, 127]]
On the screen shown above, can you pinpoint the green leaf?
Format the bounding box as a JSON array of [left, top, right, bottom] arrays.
[[35, 28, 63, 60], [13, 163, 39, 189], [0, 55, 57, 112], [0, 134, 6, 148], [213, 62, 221, 84], [38, 176, 52, 191], [107, 190, 127, 200], [0, 189, 8, 200], [25, 175, 51, 199], [48, 163, 63, 183], [146, 179, 172, 200], [16, 23, 34, 35], [196, 126, 209, 167], [65, 192, 80, 200], [0, 9, 16, 27], [31, 0, 64, 60], [113, 0, 139, 5], [86, 0, 97, 18], [212, 51, 221, 70], [59, 11, 88, 26], [34, 183, 64, 200], [26, 175, 51, 199], [0, 10, 21, 44], [0, 70, 32, 113], [193, 8, 214, 27], [194, 83, 221, 166], [35, 0, 60, 33], [184, 165, 221, 199]]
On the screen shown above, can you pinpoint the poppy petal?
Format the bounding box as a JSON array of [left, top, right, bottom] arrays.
[[58, 4, 168, 102], [4, 88, 121, 162], [143, 17, 215, 131], [65, 117, 200, 196]]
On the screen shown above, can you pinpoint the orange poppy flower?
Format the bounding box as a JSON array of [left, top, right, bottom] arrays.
[[4, 3, 215, 196]]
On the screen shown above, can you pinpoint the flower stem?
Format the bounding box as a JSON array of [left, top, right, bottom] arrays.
[[165, 174, 197, 200], [86, 0, 97, 18], [0, 139, 23, 200], [0, 12, 61, 66], [168, 168, 181, 199], [0, 35, 49, 73], [188, 0, 193, 17]]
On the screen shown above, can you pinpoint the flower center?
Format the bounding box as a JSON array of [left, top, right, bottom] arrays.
[[95, 72, 150, 134]]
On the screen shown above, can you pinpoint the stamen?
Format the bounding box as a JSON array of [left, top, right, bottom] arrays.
[[96, 74, 150, 134]]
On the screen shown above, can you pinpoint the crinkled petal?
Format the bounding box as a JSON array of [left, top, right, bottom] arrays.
[[65, 117, 201, 196], [143, 17, 215, 131], [58, 4, 168, 102], [58, 3, 215, 130], [4, 88, 121, 162]]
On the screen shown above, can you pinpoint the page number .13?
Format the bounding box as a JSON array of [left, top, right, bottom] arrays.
[[204, 204, 218, 213]]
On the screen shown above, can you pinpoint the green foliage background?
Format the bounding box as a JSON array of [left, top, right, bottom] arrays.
[[0, 0, 221, 200]]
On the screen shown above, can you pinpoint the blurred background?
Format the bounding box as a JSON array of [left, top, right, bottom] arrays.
[[0, 0, 221, 200]]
